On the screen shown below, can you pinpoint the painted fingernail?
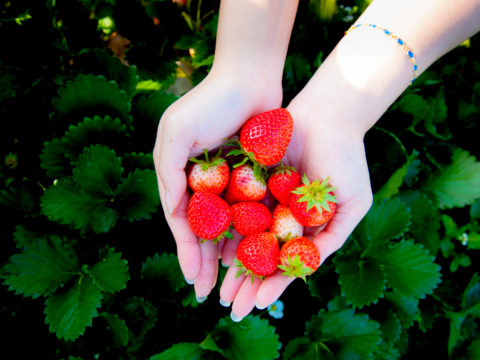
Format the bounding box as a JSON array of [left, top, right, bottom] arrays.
[[219, 299, 231, 307], [165, 191, 174, 215], [230, 312, 243, 322], [221, 261, 229, 268], [255, 302, 268, 310], [185, 278, 195, 285], [196, 296, 207, 303]]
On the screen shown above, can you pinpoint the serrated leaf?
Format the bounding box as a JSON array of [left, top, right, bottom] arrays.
[[335, 253, 386, 308], [44, 274, 103, 341], [283, 337, 319, 360], [122, 152, 154, 171], [212, 315, 281, 360], [149, 343, 206, 360], [427, 148, 480, 209], [468, 339, 480, 360], [52, 74, 131, 123], [353, 198, 411, 253], [462, 273, 480, 309], [87, 248, 129, 293], [384, 290, 420, 328], [392, 93, 428, 126], [41, 180, 117, 234], [377, 310, 402, 345], [2, 236, 80, 298], [72, 145, 123, 195], [40, 137, 72, 178], [424, 88, 451, 140], [378, 240, 442, 298], [99, 312, 129, 347], [122, 296, 158, 345], [375, 151, 420, 201], [308, 309, 382, 360], [114, 169, 160, 221], [133, 90, 178, 126], [141, 252, 186, 291], [63, 116, 128, 161]]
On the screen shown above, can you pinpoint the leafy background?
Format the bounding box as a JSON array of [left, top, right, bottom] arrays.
[[1, 0, 479, 359]]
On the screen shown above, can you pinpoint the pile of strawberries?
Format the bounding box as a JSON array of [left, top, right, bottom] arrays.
[[186, 108, 337, 282]]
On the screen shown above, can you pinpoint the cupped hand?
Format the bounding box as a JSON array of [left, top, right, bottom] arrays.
[[219, 95, 374, 320], [153, 71, 282, 301]]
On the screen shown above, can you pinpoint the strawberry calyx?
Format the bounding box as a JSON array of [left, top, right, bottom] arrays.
[[200, 226, 233, 245], [278, 254, 314, 282], [234, 258, 265, 284], [189, 148, 226, 171], [225, 139, 267, 183], [270, 163, 297, 177], [291, 175, 337, 213]]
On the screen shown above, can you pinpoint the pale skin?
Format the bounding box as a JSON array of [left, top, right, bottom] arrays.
[[153, 0, 480, 321]]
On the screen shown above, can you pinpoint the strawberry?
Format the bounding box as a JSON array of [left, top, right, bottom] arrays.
[[270, 204, 304, 243], [235, 232, 280, 280], [187, 148, 229, 195], [187, 191, 232, 243], [231, 201, 272, 236], [223, 164, 267, 204], [278, 237, 320, 281], [289, 175, 337, 227], [226, 108, 294, 177], [267, 165, 301, 205]]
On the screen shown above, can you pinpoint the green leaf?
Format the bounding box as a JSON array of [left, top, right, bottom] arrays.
[[384, 290, 420, 328], [99, 312, 129, 347], [335, 253, 386, 308], [392, 93, 428, 127], [41, 180, 118, 234], [44, 274, 103, 341], [374, 151, 419, 201], [283, 337, 319, 360], [212, 315, 281, 360], [114, 169, 160, 221], [141, 252, 186, 291], [462, 273, 480, 309], [377, 310, 402, 345], [87, 248, 129, 293], [72, 145, 123, 195], [308, 309, 382, 360], [468, 339, 480, 360], [122, 152, 154, 172], [424, 88, 451, 140], [2, 236, 80, 298], [377, 240, 442, 298], [40, 137, 71, 178], [122, 296, 158, 345], [353, 198, 411, 253], [133, 90, 178, 126], [149, 343, 206, 360], [52, 74, 132, 123], [427, 148, 480, 209]]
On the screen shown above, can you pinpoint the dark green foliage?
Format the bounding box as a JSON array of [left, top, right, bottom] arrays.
[[1, 0, 479, 359]]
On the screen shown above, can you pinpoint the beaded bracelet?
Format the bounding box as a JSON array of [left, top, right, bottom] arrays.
[[345, 24, 419, 84]]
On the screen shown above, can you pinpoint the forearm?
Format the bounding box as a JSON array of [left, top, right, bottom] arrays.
[[291, 0, 480, 137], [211, 0, 299, 87]]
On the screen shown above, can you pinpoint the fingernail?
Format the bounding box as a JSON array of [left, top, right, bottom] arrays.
[[230, 312, 243, 322], [185, 278, 195, 285], [196, 296, 207, 303], [255, 302, 268, 310], [165, 191, 174, 215], [219, 299, 231, 307], [221, 261, 229, 268]]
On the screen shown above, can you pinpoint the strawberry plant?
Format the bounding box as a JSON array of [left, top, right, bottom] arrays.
[[1, 0, 480, 359]]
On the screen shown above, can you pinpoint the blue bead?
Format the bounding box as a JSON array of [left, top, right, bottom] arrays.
[[414, 64, 418, 71], [408, 51, 414, 58], [397, 39, 404, 45], [384, 30, 390, 34]]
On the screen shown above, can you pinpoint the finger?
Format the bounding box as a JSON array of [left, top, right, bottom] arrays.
[[219, 262, 245, 307], [255, 271, 295, 309], [220, 230, 242, 267], [194, 239, 219, 301], [231, 276, 262, 322]]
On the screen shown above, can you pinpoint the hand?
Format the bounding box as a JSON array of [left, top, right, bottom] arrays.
[[218, 95, 374, 320], [153, 70, 282, 301]]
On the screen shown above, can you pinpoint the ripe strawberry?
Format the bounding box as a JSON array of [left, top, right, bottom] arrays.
[[267, 165, 301, 205], [270, 204, 304, 243], [278, 237, 320, 281], [187, 149, 229, 195], [235, 232, 280, 279], [187, 191, 232, 243], [289, 175, 337, 227], [231, 202, 272, 236], [223, 164, 267, 204]]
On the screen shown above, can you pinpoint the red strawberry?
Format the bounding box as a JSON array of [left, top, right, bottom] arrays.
[[187, 191, 232, 243], [231, 202, 272, 236], [267, 165, 301, 205], [289, 175, 337, 227], [240, 108, 293, 166], [235, 232, 280, 279], [187, 149, 229, 195], [278, 237, 320, 281], [223, 164, 267, 204], [270, 204, 304, 243]]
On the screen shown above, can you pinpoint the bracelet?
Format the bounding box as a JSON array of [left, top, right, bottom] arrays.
[[345, 24, 419, 84]]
